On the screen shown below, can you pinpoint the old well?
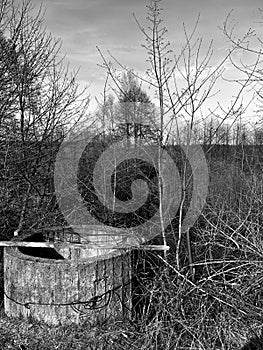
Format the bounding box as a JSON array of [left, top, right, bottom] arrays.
[[4, 226, 131, 326]]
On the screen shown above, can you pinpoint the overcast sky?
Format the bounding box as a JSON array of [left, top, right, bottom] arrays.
[[31, 0, 262, 120]]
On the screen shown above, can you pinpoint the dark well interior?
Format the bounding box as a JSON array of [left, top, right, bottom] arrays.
[[18, 232, 64, 259]]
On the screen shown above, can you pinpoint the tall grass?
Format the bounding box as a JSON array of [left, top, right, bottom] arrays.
[[1, 145, 263, 349], [117, 147, 263, 349]]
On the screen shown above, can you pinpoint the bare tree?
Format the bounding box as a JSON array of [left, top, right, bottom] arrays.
[[95, 0, 257, 269], [0, 0, 90, 236], [133, 0, 256, 268]]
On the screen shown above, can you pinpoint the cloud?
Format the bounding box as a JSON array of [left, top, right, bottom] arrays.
[[28, 0, 262, 118]]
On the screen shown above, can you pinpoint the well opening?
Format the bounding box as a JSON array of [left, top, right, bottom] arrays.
[[18, 232, 64, 260]]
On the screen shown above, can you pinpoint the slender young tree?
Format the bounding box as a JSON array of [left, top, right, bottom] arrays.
[[133, 0, 256, 267], [97, 0, 256, 267]]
